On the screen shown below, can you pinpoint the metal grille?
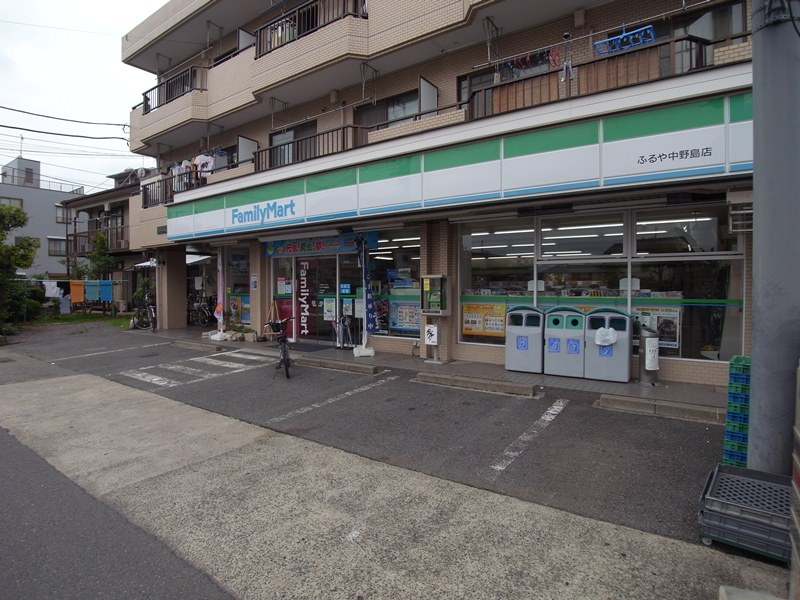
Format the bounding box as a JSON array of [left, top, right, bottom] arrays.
[[729, 202, 753, 233]]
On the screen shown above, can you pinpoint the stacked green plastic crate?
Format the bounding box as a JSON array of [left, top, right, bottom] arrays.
[[724, 355, 751, 466]]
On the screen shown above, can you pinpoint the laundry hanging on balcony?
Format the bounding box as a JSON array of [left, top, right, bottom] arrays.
[[593, 25, 656, 56]]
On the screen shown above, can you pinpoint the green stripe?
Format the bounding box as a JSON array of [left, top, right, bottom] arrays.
[[225, 179, 305, 208], [167, 203, 194, 219], [505, 121, 599, 158], [729, 93, 753, 123], [307, 168, 357, 193], [359, 155, 421, 184], [604, 98, 725, 142], [424, 139, 500, 172], [193, 197, 225, 215]]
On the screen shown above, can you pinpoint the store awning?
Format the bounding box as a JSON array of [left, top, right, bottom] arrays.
[[132, 255, 213, 269]]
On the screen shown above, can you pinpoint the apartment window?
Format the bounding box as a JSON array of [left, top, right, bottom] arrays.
[[24, 168, 34, 184], [1, 197, 23, 208], [48, 237, 66, 257], [56, 204, 70, 224], [269, 121, 317, 168], [354, 90, 419, 129]]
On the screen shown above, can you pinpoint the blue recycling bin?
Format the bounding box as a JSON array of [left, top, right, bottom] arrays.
[[504, 307, 544, 373], [584, 308, 632, 382], [544, 307, 585, 378]]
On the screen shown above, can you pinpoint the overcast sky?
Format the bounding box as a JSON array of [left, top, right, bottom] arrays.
[[0, 1, 167, 193]]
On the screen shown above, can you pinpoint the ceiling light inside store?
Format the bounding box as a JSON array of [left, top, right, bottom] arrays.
[[604, 233, 624, 237], [637, 252, 650, 255], [495, 229, 536, 234], [636, 218, 712, 225], [558, 222, 622, 230], [411, 257, 420, 261], [545, 250, 586, 255], [471, 232, 490, 236], [392, 237, 420, 242], [543, 234, 598, 240], [471, 257, 487, 261], [636, 230, 667, 235], [471, 245, 508, 250], [374, 256, 393, 261], [487, 256, 508, 260], [369, 251, 393, 255], [378, 239, 389, 243], [402, 244, 420, 248], [541, 242, 556, 246], [511, 244, 535, 247], [378, 246, 399, 250]]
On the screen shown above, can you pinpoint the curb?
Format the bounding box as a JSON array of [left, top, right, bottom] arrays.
[[294, 356, 383, 375], [414, 372, 536, 397], [597, 394, 725, 424]]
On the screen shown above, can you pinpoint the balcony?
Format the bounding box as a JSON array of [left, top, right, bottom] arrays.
[[254, 0, 367, 58], [142, 66, 206, 115], [139, 30, 751, 202], [67, 225, 129, 257]]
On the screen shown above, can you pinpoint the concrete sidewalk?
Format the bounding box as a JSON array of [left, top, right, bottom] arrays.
[[0, 364, 788, 599]]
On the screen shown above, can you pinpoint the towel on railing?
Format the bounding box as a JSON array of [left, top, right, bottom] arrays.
[[44, 281, 62, 298], [84, 280, 100, 301], [70, 280, 84, 303], [99, 280, 113, 302]]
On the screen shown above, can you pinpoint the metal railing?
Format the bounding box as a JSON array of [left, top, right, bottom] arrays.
[[67, 225, 129, 256], [142, 66, 205, 115], [255, 0, 367, 58], [254, 126, 368, 172]]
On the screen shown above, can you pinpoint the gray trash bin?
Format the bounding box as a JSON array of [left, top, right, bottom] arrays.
[[637, 324, 660, 385], [544, 307, 585, 378], [584, 308, 632, 382], [505, 307, 544, 373]]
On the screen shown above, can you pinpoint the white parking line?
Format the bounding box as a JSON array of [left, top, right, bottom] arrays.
[[268, 376, 399, 424], [190, 356, 258, 369], [119, 370, 184, 388], [483, 399, 569, 482], [51, 342, 170, 363]]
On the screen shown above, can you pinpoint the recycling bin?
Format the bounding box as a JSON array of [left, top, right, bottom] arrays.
[[504, 307, 544, 373], [584, 308, 632, 382], [544, 307, 585, 378]]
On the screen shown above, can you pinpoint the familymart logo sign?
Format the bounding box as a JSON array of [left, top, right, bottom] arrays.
[[229, 198, 299, 227]]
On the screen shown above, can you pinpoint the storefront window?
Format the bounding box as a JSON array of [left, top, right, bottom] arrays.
[[369, 228, 421, 338], [537, 263, 628, 310], [634, 205, 736, 254], [540, 213, 625, 258], [227, 245, 250, 324]]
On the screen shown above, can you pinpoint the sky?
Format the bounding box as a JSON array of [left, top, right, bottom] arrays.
[[0, 1, 168, 194]]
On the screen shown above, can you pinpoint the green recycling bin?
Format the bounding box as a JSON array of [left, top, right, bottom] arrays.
[[544, 307, 585, 378]]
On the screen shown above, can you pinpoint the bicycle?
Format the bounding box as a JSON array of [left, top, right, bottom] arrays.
[[265, 317, 294, 379], [133, 291, 157, 331], [188, 293, 214, 327]]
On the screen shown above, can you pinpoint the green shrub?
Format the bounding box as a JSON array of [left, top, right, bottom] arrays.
[[25, 298, 43, 320]]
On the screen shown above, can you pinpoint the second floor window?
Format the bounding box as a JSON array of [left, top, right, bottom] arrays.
[[1, 197, 23, 208], [48, 238, 66, 256], [269, 121, 317, 168], [354, 91, 420, 129]]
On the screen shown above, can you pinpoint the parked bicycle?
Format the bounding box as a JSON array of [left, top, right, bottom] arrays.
[[188, 293, 215, 327], [133, 291, 157, 332], [265, 316, 294, 379]]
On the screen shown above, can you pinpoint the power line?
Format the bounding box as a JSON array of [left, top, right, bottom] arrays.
[[0, 132, 134, 155], [0, 105, 127, 127], [0, 19, 112, 36], [0, 124, 128, 142]]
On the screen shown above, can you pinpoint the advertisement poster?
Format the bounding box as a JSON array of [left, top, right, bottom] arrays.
[[323, 298, 336, 321], [635, 307, 681, 349], [276, 277, 286, 295], [389, 300, 420, 333], [462, 303, 506, 337]]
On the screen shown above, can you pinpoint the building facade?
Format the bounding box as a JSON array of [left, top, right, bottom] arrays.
[[123, 0, 754, 385], [1, 157, 83, 278]]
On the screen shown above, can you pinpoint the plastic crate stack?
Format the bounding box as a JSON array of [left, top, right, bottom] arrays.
[[724, 355, 751, 467]]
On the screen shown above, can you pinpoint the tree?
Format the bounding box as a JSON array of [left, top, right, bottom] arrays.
[[0, 205, 39, 339], [86, 232, 115, 279]]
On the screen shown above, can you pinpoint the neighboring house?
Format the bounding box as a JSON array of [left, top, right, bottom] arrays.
[[122, 0, 754, 385], [1, 157, 83, 277]]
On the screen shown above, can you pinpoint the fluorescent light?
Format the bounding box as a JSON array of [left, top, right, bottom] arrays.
[[558, 222, 622, 230], [544, 252, 592, 257], [369, 251, 393, 255], [471, 245, 508, 250], [636, 218, 712, 225], [544, 234, 598, 240], [378, 239, 389, 243], [495, 229, 535, 234], [636, 252, 650, 255], [545, 250, 586, 255], [604, 233, 624, 237], [636, 229, 668, 235], [541, 242, 556, 246], [411, 257, 420, 260], [401, 244, 420, 248], [392, 237, 420, 242], [511, 243, 535, 247], [541, 227, 553, 231], [471, 257, 487, 261], [378, 245, 399, 250], [374, 256, 393, 261], [471, 232, 489, 236], [487, 256, 508, 260], [506, 253, 535, 257]]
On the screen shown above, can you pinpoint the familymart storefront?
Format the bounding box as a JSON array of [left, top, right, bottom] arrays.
[[167, 92, 752, 384]]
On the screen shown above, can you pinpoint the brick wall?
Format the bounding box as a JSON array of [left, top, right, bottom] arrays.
[[714, 40, 753, 65]]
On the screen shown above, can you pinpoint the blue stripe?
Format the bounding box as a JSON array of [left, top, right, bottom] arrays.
[[505, 180, 599, 197], [603, 165, 725, 185], [730, 162, 753, 172], [227, 218, 306, 232], [360, 202, 422, 215], [306, 211, 359, 222], [425, 192, 501, 207], [168, 232, 196, 240]]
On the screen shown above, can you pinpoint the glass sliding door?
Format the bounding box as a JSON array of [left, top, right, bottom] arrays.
[[296, 256, 337, 342]]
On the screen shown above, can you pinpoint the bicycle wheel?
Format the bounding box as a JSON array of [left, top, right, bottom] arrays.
[[149, 307, 157, 332], [280, 343, 291, 379], [133, 309, 151, 330], [198, 309, 211, 327]]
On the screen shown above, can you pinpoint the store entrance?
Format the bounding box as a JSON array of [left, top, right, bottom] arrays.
[[297, 256, 337, 342]]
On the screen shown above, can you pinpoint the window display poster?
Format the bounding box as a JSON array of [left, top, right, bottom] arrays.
[[389, 299, 420, 332], [462, 303, 506, 337], [277, 277, 286, 295], [635, 307, 681, 349], [324, 298, 336, 320]]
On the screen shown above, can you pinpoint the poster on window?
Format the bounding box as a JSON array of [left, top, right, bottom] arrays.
[[462, 303, 506, 337], [634, 307, 681, 349], [389, 299, 420, 333]]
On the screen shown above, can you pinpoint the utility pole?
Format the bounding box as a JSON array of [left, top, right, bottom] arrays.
[[749, 0, 800, 475]]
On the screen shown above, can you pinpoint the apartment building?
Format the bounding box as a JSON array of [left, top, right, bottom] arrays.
[[1, 157, 84, 278], [123, 0, 754, 384]]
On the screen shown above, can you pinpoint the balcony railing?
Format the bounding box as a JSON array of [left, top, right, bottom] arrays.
[[142, 66, 205, 115], [255, 0, 367, 58], [67, 225, 129, 256], [254, 126, 368, 171]]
